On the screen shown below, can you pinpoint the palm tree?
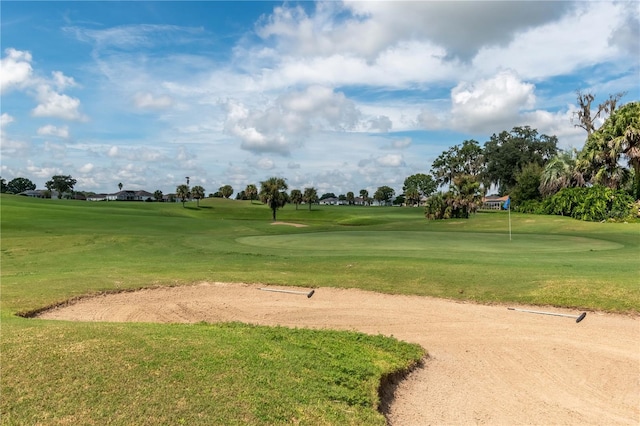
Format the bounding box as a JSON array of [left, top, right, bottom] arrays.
[[303, 187, 318, 211], [405, 187, 420, 206], [290, 189, 303, 210], [118, 182, 123, 191], [153, 190, 163, 202], [260, 177, 288, 220], [176, 184, 190, 207], [539, 150, 585, 197], [191, 185, 205, 206], [245, 184, 258, 203], [359, 189, 369, 206], [346, 191, 355, 205]]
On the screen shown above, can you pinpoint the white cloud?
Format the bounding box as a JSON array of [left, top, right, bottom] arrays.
[[37, 125, 70, 138], [375, 154, 404, 167], [1, 113, 14, 128], [32, 85, 86, 121], [256, 157, 275, 170], [78, 163, 94, 173], [222, 86, 361, 155], [107, 146, 119, 157], [133, 92, 173, 110], [451, 70, 536, 133], [0, 48, 33, 93]]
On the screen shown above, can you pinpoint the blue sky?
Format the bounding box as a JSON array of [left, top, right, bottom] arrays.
[[1, 1, 638, 196]]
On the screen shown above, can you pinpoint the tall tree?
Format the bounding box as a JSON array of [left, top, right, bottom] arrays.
[[192, 185, 205, 206], [290, 189, 303, 210], [176, 184, 190, 207], [245, 184, 258, 203], [484, 126, 557, 195], [154, 190, 163, 202], [431, 140, 484, 189], [7, 177, 36, 194], [45, 175, 77, 199], [303, 187, 318, 211], [260, 177, 288, 220], [0, 177, 7, 193], [572, 91, 625, 136], [359, 189, 369, 206], [373, 185, 395, 205]]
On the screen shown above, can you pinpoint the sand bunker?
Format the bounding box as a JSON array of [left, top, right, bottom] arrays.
[[38, 282, 639, 425]]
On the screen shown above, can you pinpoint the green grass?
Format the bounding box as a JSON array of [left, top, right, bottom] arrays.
[[1, 195, 638, 424]]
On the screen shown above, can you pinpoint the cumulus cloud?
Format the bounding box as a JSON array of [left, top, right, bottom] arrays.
[[257, 2, 572, 61], [32, 85, 86, 121], [37, 125, 70, 138], [451, 70, 536, 133], [223, 86, 361, 155], [0, 48, 33, 93]]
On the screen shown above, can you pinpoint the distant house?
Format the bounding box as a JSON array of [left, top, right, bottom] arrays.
[[482, 195, 509, 210], [319, 197, 347, 205], [87, 194, 108, 201], [19, 190, 46, 198]]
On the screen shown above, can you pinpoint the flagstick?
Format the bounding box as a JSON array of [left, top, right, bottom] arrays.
[[508, 204, 511, 241]]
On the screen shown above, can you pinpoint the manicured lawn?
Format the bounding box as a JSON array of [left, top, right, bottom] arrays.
[[1, 195, 638, 424]]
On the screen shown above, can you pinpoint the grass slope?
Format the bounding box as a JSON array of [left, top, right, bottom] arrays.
[[2, 195, 638, 424]]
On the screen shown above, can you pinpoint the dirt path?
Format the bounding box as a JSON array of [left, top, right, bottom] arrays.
[[39, 282, 639, 425]]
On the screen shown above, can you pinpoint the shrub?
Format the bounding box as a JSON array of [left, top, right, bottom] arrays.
[[542, 186, 634, 221]]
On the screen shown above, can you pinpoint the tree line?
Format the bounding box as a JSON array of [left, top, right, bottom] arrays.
[[2, 93, 636, 222]]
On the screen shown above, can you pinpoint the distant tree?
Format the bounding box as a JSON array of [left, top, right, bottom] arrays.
[[260, 177, 288, 221], [45, 175, 77, 199], [303, 187, 318, 211], [118, 182, 123, 191], [7, 177, 36, 194], [393, 194, 405, 206], [154, 190, 163, 202], [219, 185, 233, 199], [484, 127, 557, 195], [431, 140, 485, 189], [320, 192, 336, 201], [338, 194, 347, 202], [346, 191, 355, 205], [245, 184, 258, 203], [0, 177, 7, 193], [373, 186, 395, 205], [290, 189, 303, 210], [403, 173, 437, 206], [213, 191, 223, 198], [359, 189, 369, 206], [236, 190, 247, 200], [404, 186, 420, 206], [510, 163, 543, 206], [176, 184, 190, 207], [192, 185, 205, 206], [425, 175, 482, 220]]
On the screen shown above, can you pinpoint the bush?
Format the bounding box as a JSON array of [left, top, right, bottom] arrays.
[[542, 186, 634, 221]]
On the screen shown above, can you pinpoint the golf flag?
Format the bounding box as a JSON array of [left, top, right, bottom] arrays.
[[503, 197, 510, 210]]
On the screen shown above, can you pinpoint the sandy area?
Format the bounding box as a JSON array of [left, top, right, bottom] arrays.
[[38, 282, 639, 425]]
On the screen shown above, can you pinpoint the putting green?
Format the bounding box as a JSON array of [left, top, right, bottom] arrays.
[[237, 231, 623, 254]]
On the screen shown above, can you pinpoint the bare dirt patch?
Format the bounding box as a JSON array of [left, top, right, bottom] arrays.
[[270, 221, 308, 227], [38, 283, 639, 425]]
